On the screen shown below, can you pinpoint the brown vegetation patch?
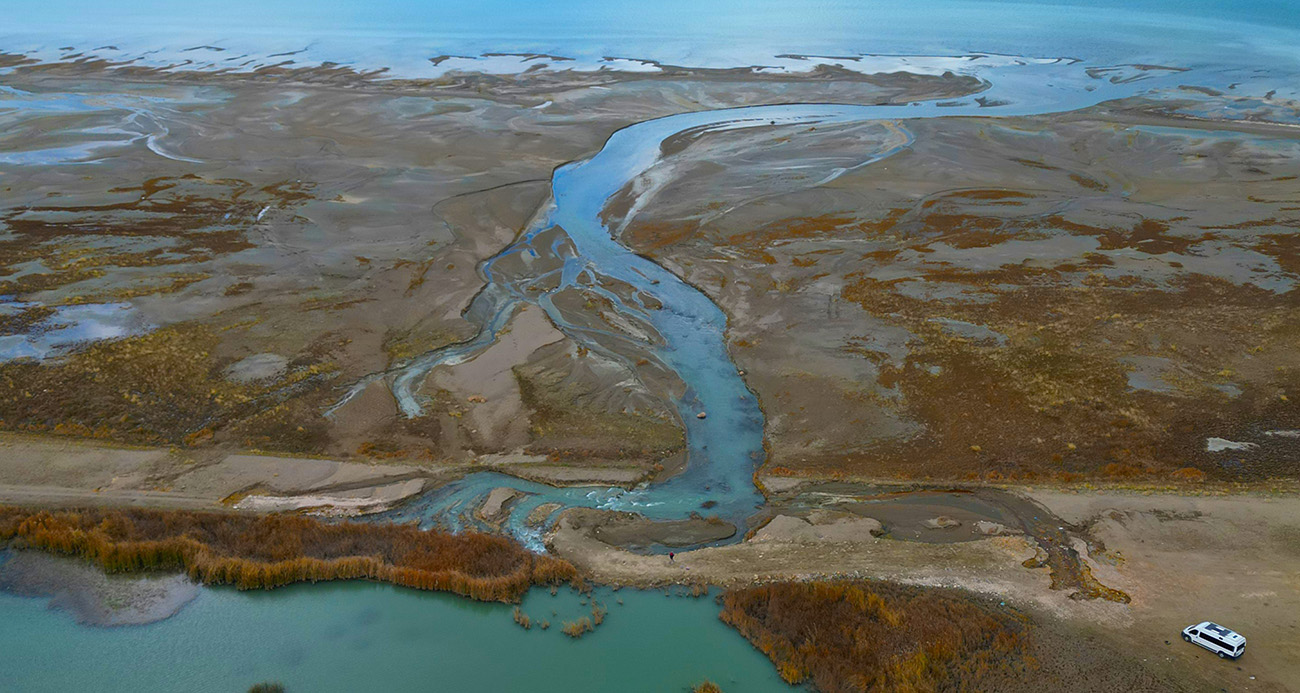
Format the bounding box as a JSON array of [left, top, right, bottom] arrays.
[[1257, 232, 1300, 275], [624, 220, 702, 253], [382, 326, 467, 366], [1069, 173, 1108, 191], [0, 323, 337, 450], [721, 214, 900, 254], [0, 506, 576, 602], [0, 305, 55, 336], [837, 274, 1300, 481], [1090, 219, 1210, 255], [560, 602, 608, 638], [0, 175, 314, 299], [920, 189, 1032, 206], [719, 580, 1032, 692]]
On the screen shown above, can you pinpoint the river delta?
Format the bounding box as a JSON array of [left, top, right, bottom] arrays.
[[2, 1, 1300, 691]]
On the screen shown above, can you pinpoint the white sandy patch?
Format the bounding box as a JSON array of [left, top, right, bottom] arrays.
[[1205, 437, 1259, 452]]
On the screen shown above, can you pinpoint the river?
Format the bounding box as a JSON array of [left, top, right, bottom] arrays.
[[360, 53, 1298, 547]]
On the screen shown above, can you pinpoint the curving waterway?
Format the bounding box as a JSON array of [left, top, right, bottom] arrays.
[[353, 56, 1284, 549]]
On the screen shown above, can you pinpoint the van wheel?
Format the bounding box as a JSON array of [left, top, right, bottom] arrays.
[[1218, 652, 1227, 659], [1182, 634, 1191, 642]]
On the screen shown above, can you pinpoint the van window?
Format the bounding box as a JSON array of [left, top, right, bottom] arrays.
[[1203, 635, 1229, 650]]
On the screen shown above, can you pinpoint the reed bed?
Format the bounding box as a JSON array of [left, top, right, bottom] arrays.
[[0, 506, 576, 602], [719, 580, 1032, 693]]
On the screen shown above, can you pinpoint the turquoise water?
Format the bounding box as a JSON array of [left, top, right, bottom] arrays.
[[0, 582, 792, 692], [4, 1, 1299, 82]]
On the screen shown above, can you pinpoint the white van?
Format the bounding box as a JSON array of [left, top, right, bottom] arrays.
[[1182, 622, 1245, 659]]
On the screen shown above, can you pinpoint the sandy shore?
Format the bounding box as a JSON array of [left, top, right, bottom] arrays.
[[3, 428, 1297, 689], [0, 432, 434, 514]]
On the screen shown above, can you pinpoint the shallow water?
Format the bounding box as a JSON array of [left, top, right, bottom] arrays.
[[0, 299, 150, 362], [0, 581, 790, 693]]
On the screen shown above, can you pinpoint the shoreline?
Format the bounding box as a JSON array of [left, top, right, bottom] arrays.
[[3, 433, 1298, 689]]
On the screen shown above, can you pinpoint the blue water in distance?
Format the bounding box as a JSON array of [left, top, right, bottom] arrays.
[[4, 1, 1299, 82]]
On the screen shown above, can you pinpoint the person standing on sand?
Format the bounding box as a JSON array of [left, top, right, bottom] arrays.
[[669, 552, 675, 563]]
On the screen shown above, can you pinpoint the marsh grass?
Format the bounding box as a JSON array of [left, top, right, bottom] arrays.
[[719, 580, 1032, 693], [0, 324, 336, 452], [561, 617, 593, 638], [0, 506, 576, 602]]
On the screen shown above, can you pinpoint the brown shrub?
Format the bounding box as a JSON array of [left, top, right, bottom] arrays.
[[512, 606, 532, 630], [1170, 467, 1206, 482], [0, 506, 576, 602], [719, 580, 1032, 693], [561, 617, 594, 638]]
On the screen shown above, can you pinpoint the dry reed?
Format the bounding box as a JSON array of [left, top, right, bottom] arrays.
[[0, 506, 576, 603], [719, 580, 1032, 693]]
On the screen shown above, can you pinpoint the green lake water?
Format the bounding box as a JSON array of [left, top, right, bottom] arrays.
[[0, 580, 794, 692]]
